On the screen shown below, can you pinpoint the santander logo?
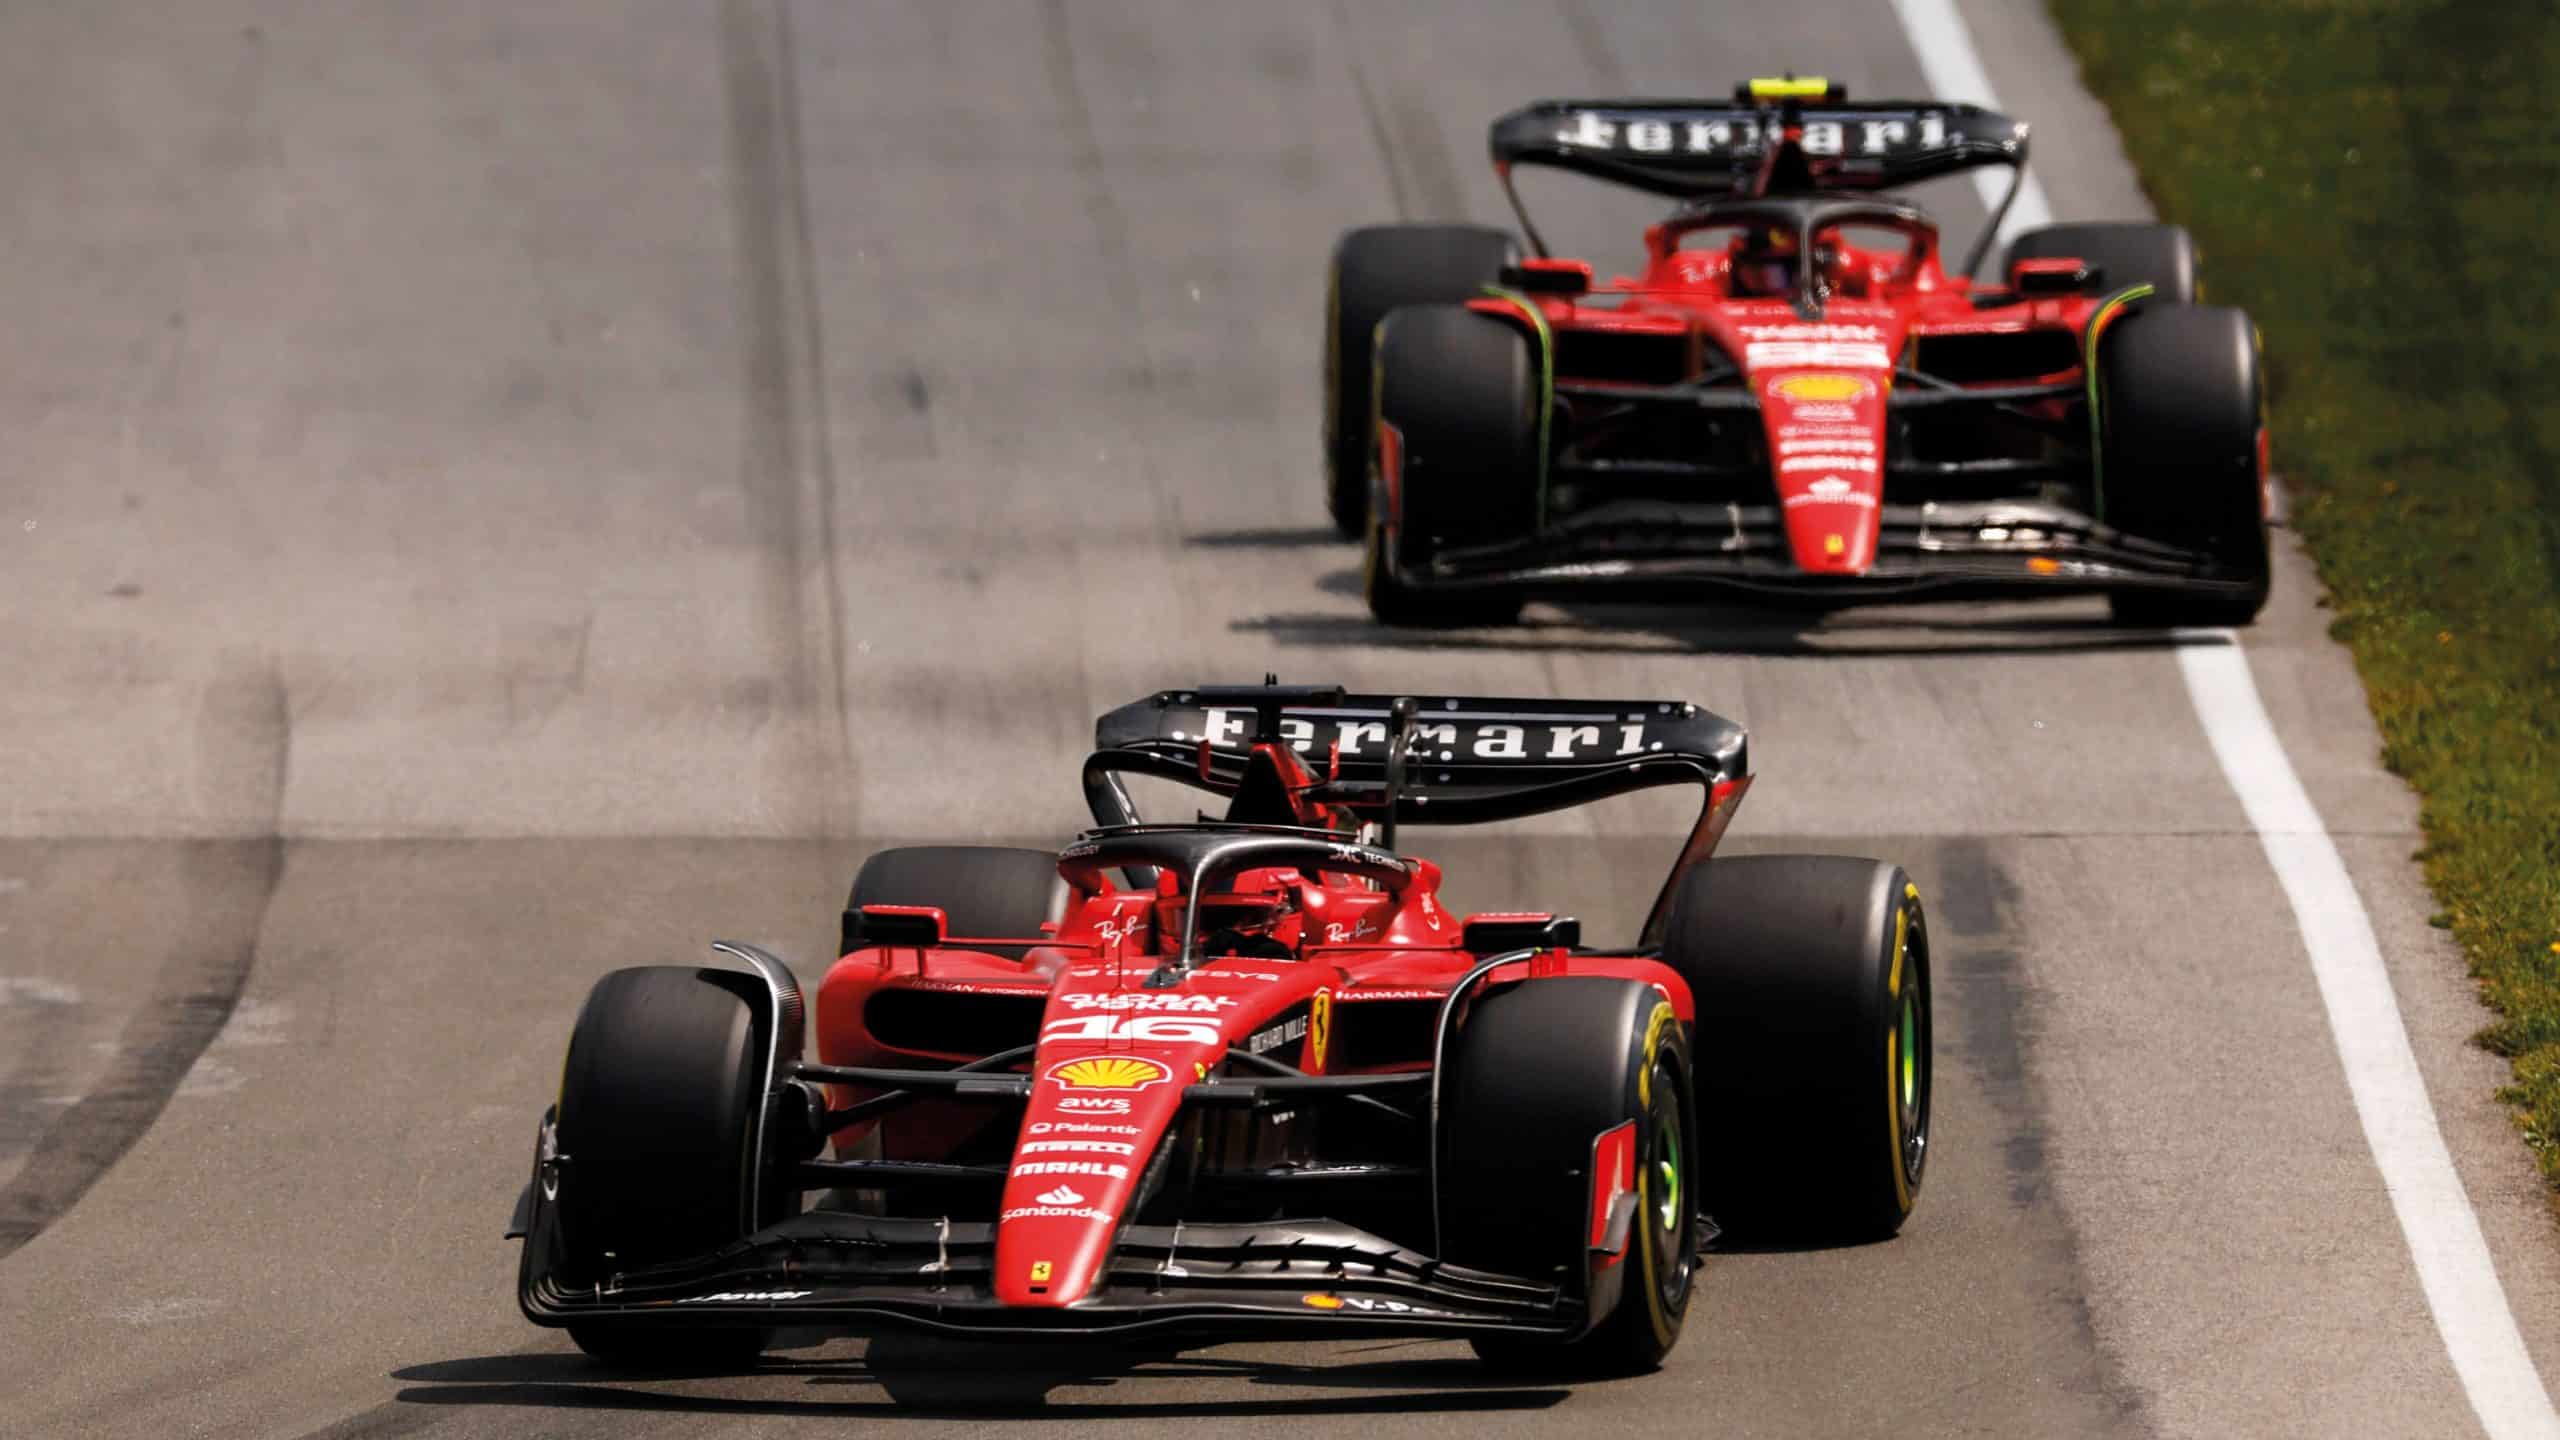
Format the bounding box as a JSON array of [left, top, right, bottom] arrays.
[[1035, 1185, 1084, 1206]]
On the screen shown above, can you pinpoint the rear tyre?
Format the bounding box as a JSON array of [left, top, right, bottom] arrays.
[[1366, 305, 1537, 628], [844, 845, 1066, 959], [1444, 977, 1696, 1375], [1660, 856, 1930, 1242], [2006, 221, 2198, 303], [2094, 304, 2270, 627], [551, 965, 775, 1368], [1326, 224, 1518, 536]]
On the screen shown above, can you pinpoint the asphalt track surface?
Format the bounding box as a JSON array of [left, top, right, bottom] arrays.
[[4, 2, 2557, 1436]]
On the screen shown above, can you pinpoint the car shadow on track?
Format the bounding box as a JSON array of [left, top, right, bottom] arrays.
[[388, 1335, 1572, 1419], [1184, 525, 1349, 549], [1229, 569, 2238, 660]]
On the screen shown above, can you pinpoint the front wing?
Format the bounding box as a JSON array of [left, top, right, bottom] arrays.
[[1410, 496, 2262, 604], [520, 1209, 1577, 1342]]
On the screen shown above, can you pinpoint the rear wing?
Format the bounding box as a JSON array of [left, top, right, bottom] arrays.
[[1486, 81, 2030, 264], [1091, 686, 1745, 821], [1086, 684, 1751, 948]]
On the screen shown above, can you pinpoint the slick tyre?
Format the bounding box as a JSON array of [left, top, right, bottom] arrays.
[[2006, 221, 2199, 303], [1662, 856, 1931, 1242], [1366, 304, 1536, 628], [1443, 977, 1696, 1375], [2094, 303, 2270, 626], [844, 845, 1067, 959], [552, 965, 774, 1368], [1326, 224, 1518, 535]]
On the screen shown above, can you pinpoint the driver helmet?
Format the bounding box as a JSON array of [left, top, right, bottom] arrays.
[[1729, 223, 1845, 299], [1153, 872, 1302, 959], [1729, 224, 1800, 298]]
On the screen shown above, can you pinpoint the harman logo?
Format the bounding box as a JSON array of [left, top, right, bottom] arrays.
[[677, 1290, 812, 1303], [1045, 1056, 1173, 1092]]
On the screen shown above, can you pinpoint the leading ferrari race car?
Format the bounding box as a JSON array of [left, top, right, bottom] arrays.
[[509, 682, 1934, 1374], [1325, 77, 2270, 628]]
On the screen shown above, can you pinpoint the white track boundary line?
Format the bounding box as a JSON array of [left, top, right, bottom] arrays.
[[2176, 638, 2560, 1439], [1887, 2, 2560, 1436]]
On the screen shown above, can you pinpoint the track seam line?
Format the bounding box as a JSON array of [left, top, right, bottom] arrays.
[[1888, 1, 2560, 1434]]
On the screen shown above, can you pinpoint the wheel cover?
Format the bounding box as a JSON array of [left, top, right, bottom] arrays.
[[1893, 905, 1932, 1192], [1655, 1121, 1683, 1234], [1644, 1068, 1694, 1316]]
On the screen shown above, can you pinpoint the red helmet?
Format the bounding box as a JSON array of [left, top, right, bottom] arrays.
[[1728, 223, 1847, 299], [1152, 872, 1303, 959], [1728, 224, 1800, 298]]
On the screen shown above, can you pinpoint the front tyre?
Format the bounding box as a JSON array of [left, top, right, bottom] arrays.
[[1443, 977, 1696, 1374], [546, 965, 778, 1368], [1366, 304, 1537, 628], [2095, 303, 2270, 627], [1326, 224, 1518, 535], [1662, 856, 1931, 1242]]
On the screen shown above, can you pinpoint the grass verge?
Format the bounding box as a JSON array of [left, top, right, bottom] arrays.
[[2046, 1, 2560, 1187]]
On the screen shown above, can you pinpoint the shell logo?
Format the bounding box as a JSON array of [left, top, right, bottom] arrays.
[[1046, 1056, 1173, 1092], [1769, 372, 1874, 404]]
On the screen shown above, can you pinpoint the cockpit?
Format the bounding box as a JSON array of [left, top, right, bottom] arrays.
[[1653, 195, 1943, 309], [1061, 826, 1414, 975], [1155, 870, 1303, 961]]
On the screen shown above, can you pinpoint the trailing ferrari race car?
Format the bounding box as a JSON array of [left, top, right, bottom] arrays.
[[510, 682, 1934, 1374], [1325, 78, 2270, 627]]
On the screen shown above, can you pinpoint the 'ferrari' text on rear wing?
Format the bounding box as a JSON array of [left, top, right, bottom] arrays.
[[1490, 98, 2025, 199], [1094, 687, 1747, 791]]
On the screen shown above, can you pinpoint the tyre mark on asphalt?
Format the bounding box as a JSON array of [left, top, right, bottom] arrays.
[[1329, 0, 1413, 222], [1040, 0, 1144, 321], [0, 660, 288, 1259], [1930, 836, 2149, 1436], [720, 0, 857, 837], [1379, 93, 1468, 226], [1554, 0, 1628, 90], [0, 972, 85, 1163]]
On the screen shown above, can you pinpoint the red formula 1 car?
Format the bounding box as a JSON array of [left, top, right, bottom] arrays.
[[510, 683, 1934, 1373], [1325, 78, 2270, 628]]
